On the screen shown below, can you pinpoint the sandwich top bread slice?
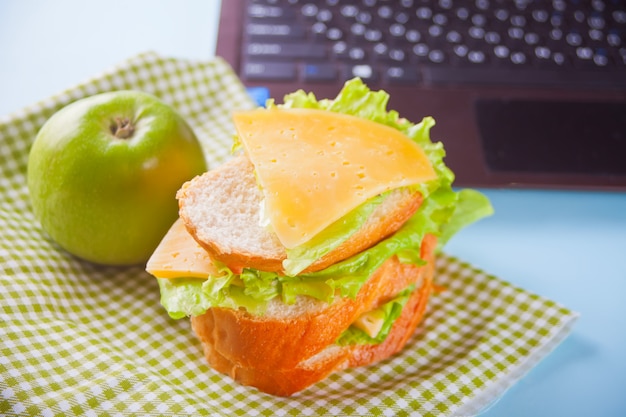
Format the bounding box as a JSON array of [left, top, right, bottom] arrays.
[[146, 78, 493, 397], [177, 153, 424, 275]]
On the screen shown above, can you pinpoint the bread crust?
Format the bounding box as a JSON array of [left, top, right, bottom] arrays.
[[190, 234, 437, 396], [177, 155, 423, 274]]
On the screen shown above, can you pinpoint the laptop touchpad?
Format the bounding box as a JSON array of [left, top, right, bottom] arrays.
[[476, 99, 626, 176]]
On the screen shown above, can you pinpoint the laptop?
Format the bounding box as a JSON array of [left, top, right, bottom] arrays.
[[216, 0, 626, 191]]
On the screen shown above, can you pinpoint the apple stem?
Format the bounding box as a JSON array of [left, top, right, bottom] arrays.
[[111, 117, 135, 139]]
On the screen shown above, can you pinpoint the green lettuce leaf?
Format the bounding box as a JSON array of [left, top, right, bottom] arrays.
[[283, 192, 386, 276], [157, 187, 455, 320], [438, 188, 494, 246], [336, 284, 415, 346], [158, 278, 213, 320]]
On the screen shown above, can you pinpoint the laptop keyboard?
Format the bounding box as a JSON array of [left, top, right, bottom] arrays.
[[240, 0, 626, 89]]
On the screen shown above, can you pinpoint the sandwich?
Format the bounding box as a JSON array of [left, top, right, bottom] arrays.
[[145, 79, 493, 396]]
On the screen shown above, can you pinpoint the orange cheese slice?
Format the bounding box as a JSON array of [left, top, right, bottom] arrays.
[[146, 218, 217, 279], [232, 108, 437, 249]]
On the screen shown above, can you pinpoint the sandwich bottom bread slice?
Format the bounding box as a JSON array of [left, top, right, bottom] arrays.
[[189, 235, 436, 397], [146, 79, 493, 396]]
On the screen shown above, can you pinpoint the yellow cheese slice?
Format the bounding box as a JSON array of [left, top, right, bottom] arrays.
[[233, 108, 437, 249], [146, 218, 217, 279], [353, 309, 386, 338]]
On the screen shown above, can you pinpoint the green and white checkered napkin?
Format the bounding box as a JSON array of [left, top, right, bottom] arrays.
[[1, 52, 578, 416]]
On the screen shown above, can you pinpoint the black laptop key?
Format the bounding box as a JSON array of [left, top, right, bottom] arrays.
[[303, 63, 337, 81], [246, 42, 327, 59], [384, 66, 421, 84], [246, 4, 295, 20], [243, 62, 296, 81], [246, 23, 305, 40], [344, 64, 378, 82]]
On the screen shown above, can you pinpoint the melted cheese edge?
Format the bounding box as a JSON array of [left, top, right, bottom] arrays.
[[146, 218, 217, 279], [233, 108, 436, 249]]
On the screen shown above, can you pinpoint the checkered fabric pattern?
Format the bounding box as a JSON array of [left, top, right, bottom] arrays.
[[0, 52, 578, 416]]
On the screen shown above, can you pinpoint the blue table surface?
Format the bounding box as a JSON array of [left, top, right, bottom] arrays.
[[2, 2, 625, 416]]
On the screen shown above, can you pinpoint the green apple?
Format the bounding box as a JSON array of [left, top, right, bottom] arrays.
[[27, 90, 207, 265]]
